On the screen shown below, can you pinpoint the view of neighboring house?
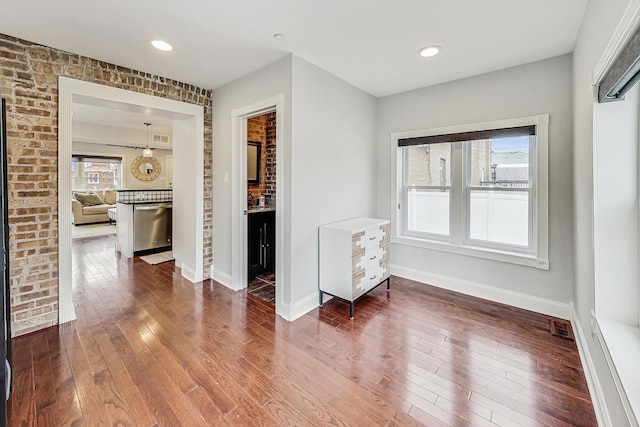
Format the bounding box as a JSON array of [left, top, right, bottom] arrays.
[[71, 160, 121, 191]]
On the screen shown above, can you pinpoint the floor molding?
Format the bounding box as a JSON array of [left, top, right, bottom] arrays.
[[181, 263, 197, 283], [391, 264, 571, 320], [211, 265, 233, 289], [571, 305, 613, 427], [280, 292, 318, 322]]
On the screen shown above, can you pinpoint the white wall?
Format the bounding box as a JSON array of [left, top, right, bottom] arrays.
[[594, 84, 639, 323], [212, 54, 377, 316], [173, 116, 204, 281], [289, 56, 377, 304], [72, 141, 172, 189], [212, 55, 293, 293], [376, 55, 574, 310], [573, 0, 640, 425]]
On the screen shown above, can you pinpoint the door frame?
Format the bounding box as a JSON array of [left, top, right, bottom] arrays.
[[231, 94, 284, 317], [58, 77, 204, 324]]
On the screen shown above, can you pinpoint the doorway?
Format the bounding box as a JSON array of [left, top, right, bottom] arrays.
[[231, 94, 284, 317], [58, 77, 205, 324], [246, 112, 277, 304]]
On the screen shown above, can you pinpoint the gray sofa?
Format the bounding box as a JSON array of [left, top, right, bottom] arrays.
[[72, 190, 117, 225]]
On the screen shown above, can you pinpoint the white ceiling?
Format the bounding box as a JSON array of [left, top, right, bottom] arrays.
[[2, 0, 587, 97], [72, 96, 182, 134]]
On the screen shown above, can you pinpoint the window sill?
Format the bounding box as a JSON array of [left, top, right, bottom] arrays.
[[391, 235, 549, 270], [594, 317, 640, 426]]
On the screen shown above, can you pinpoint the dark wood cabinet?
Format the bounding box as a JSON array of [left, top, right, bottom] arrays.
[[248, 210, 275, 279]]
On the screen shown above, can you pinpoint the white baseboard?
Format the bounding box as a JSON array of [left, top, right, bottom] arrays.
[[278, 292, 319, 322], [570, 305, 613, 427], [210, 265, 233, 289], [181, 263, 197, 283], [391, 264, 571, 320]]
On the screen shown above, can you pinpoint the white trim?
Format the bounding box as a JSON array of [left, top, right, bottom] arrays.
[[59, 77, 205, 325], [279, 292, 319, 322], [392, 236, 544, 268], [391, 114, 549, 270], [391, 264, 570, 319], [210, 265, 233, 289], [230, 110, 248, 292], [592, 0, 640, 86], [231, 94, 285, 316], [571, 306, 613, 427], [58, 80, 75, 324], [593, 316, 640, 427], [165, 155, 173, 189], [181, 263, 197, 283], [590, 5, 640, 424]]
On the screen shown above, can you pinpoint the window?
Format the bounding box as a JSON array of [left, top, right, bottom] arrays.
[[87, 172, 99, 184], [466, 136, 531, 248], [71, 155, 123, 191], [404, 143, 452, 237], [393, 115, 549, 269]]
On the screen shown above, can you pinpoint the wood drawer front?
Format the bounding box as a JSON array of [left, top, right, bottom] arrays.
[[352, 243, 389, 277], [352, 223, 390, 253], [352, 260, 390, 299]]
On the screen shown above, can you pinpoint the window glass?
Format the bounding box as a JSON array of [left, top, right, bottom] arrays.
[[468, 189, 529, 246], [405, 143, 451, 186], [406, 188, 450, 236], [404, 143, 452, 238], [468, 136, 530, 187], [467, 136, 531, 247], [71, 158, 122, 191]]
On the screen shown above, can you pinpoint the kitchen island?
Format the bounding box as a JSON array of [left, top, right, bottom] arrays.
[[115, 189, 172, 258]]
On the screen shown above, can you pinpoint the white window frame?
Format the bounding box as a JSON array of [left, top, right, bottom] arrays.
[[462, 136, 536, 253], [402, 144, 454, 242], [391, 114, 549, 270], [87, 172, 99, 184]]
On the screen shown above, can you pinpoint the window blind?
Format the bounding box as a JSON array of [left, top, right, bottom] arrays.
[[71, 155, 122, 164], [397, 125, 536, 147], [598, 26, 640, 103]]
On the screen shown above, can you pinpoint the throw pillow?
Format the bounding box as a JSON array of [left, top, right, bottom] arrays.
[[74, 193, 104, 206], [103, 189, 117, 205]]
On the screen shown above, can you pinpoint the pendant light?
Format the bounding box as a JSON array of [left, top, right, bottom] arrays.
[[142, 122, 153, 158]]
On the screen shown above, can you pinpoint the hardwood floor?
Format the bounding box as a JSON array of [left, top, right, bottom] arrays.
[[7, 235, 597, 426]]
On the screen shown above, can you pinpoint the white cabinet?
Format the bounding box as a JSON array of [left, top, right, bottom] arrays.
[[116, 203, 134, 258], [319, 218, 390, 318]]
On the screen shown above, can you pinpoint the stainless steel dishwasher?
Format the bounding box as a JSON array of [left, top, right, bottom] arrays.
[[134, 203, 172, 253]]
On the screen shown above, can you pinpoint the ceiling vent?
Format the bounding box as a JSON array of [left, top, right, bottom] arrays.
[[152, 134, 170, 145]]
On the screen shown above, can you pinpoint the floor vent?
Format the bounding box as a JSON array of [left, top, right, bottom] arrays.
[[549, 319, 574, 341]]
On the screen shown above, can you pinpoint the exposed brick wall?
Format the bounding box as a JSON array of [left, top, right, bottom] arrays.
[[247, 113, 276, 204], [265, 112, 276, 200], [0, 34, 213, 336]]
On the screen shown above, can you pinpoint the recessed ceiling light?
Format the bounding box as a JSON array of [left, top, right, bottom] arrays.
[[151, 40, 173, 52], [418, 45, 441, 58]]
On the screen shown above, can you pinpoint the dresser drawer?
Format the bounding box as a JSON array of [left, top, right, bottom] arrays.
[[352, 260, 390, 299], [352, 243, 389, 278], [352, 223, 390, 253]]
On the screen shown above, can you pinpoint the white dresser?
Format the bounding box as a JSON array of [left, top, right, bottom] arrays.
[[319, 217, 390, 318]]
